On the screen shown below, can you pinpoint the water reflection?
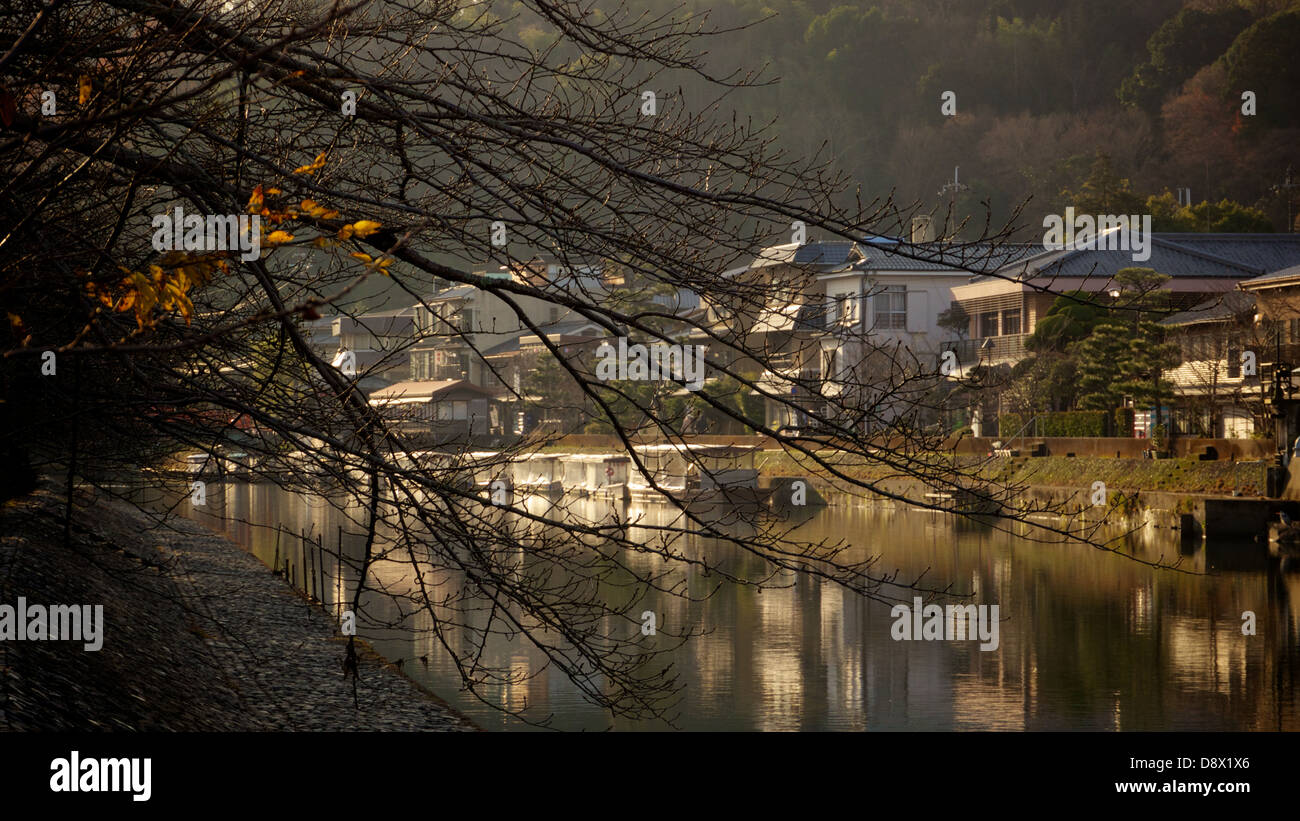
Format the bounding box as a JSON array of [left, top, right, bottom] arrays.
[[165, 481, 1299, 731]]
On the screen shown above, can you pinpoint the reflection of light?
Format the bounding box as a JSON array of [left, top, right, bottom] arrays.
[[952, 675, 1024, 730], [1166, 616, 1247, 697], [755, 647, 804, 731], [1129, 585, 1152, 635], [504, 655, 533, 714]]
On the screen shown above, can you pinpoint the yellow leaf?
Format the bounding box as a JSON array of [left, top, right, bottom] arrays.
[[248, 185, 264, 212], [350, 220, 382, 238], [266, 188, 282, 195], [350, 252, 372, 263], [301, 199, 319, 212], [293, 152, 327, 175], [267, 230, 294, 244], [336, 225, 355, 240], [78, 76, 91, 105]]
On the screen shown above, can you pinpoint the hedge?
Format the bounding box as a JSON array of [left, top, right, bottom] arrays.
[[998, 410, 1111, 437], [1113, 407, 1135, 437]]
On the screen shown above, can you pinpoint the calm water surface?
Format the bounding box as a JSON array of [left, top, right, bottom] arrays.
[[166, 481, 1300, 731]]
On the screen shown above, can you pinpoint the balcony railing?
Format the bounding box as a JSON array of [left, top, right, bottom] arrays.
[[944, 334, 1028, 366]]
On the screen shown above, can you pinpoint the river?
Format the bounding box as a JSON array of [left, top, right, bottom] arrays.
[[150, 479, 1300, 731]]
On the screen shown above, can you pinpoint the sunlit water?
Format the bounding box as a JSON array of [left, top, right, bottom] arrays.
[[151, 480, 1300, 731]]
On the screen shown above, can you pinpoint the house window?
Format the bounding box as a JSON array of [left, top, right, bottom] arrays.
[[1227, 346, 1240, 378], [874, 286, 906, 330], [831, 294, 850, 326], [1002, 308, 1021, 336], [978, 311, 999, 338], [822, 347, 838, 379]]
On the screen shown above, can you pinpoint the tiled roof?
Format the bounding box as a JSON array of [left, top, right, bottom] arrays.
[[369, 379, 494, 401], [428, 284, 478, 301], [854, 242, 1039, 272], [975, 234, 1300, 283], [792, 241, 860, 266], [1159, 291, 1256, 327], [1155, 234, 1300, 273], [1240, 262, 1300, 288]]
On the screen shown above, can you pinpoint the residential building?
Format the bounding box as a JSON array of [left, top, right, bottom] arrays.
[[368, 379, 496, 439], [1158, 291, 1262, 438], [950, 234, 1300, 370]]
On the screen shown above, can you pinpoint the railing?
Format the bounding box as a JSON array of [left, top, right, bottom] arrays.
[[945, 334, 1028, 366], [1000, 414, 1040, 454]]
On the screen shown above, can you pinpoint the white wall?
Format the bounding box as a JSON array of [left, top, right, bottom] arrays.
[[824, 271, 969, 362]]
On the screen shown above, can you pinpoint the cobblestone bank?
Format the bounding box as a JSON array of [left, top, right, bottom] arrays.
[[0, 484, 474, 731]]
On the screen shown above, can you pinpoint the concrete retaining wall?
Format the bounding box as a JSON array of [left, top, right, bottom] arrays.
[[956, 436, 1274, 460]]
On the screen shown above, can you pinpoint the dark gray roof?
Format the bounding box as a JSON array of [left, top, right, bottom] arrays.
[[1240, 262, 1300, 288], [1154, 234, 1300, 273], [1159, 291, 1256, 327], [793, 241, 860, 266], [429, 284, 478, 301], [481, 337, 520, 357], [976, 234, 1300, 284], [854, 242, 1040, 272], [529, 319, 604, 336]]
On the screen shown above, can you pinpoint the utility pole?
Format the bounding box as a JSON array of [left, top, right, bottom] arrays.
[[1274, 165, 1298, 232], [937, 166, 969, 239]]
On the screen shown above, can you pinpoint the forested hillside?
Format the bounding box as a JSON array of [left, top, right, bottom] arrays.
[[491, 0, 1300, 238]]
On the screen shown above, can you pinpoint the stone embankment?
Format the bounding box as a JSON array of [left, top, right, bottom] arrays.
[[0, 483, 474, 731]]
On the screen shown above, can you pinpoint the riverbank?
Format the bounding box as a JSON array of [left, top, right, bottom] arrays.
[[752, 453, 1268, 497], [0, 482, 474, 731]]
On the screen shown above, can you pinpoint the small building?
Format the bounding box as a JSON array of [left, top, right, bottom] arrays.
[[368, 379, 496, 437]]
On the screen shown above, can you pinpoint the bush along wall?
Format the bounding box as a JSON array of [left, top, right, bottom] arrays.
[[998, 410, 1112, 438]]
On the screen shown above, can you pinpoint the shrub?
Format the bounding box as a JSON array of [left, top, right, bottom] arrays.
[[1114, 407, 1135, 437]]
